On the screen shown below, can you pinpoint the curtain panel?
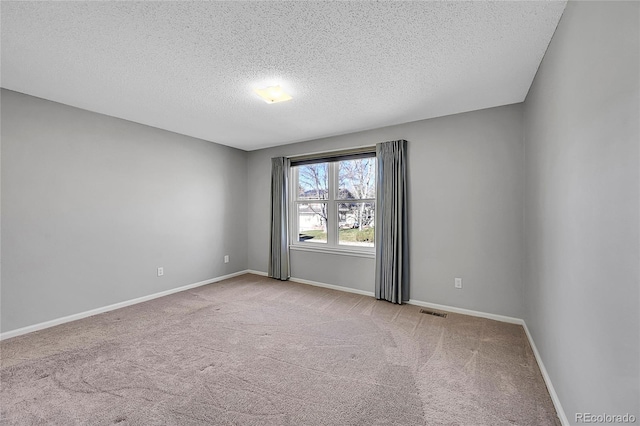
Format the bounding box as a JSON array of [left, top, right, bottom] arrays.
[[375, 140, 409, 303], [269, 157, 290, 280]]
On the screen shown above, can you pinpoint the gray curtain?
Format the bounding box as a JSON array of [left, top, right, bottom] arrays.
[[269, 157, 290, 280], [375, 140, 409, 303]]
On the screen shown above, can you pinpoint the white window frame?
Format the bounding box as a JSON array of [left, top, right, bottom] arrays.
[[289, 159, 376, 259]]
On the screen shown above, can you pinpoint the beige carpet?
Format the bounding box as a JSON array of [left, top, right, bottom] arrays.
[[1, 274, 559, 425]]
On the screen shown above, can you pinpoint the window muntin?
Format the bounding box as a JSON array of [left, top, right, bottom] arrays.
[[292, 157, 375, 251]]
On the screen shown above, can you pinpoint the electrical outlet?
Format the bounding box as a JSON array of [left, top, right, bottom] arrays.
[[157, 267, 164, 277], [455, 278, 462, 289], [224, 255, 229, 264]]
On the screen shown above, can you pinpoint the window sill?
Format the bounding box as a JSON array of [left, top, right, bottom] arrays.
[[289, 244, 376, 259]]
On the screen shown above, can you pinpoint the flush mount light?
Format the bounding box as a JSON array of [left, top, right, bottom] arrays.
[[254, 85, 292, 104]]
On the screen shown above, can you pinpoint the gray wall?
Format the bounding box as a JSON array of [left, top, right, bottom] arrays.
[[523, 1, 639, 421], [248, 104, 525, 318], [1, 89, 248, 333]]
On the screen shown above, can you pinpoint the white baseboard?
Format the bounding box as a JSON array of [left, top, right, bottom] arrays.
[[246, 270, 566, 424], [522, 322, 569, 425], [247, 270, 520, 324], [290, 277, 376, 297], [246, 270, 375, 297], [407, 299, 524, 325], [0, 270, 249, 341]]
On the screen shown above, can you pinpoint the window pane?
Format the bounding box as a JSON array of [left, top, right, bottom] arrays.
[[297, 203, 327, 243], [338, 202, 375, 247], [337, 158, 376, 200], [296, 163, 329, 200]]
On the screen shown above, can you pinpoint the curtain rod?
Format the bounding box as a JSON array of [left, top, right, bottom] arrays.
[[287, 145, 376, 162]]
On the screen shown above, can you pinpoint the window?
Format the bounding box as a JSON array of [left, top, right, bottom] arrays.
[[291, 151, 376, 256]]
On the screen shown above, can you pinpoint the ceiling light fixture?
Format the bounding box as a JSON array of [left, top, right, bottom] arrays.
[[254, 85, 292, 104]]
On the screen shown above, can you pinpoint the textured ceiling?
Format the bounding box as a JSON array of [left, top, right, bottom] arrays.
[[1, 1, 566, 151]]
